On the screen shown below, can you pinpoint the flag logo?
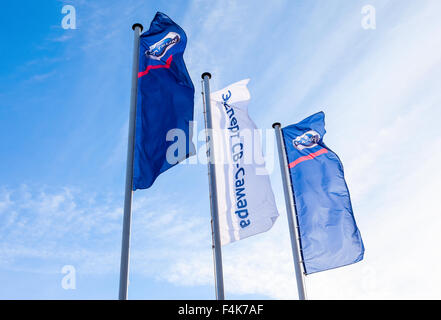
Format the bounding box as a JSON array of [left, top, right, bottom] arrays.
[[293, 130, 320, 150], [145, 32, 180, 59]]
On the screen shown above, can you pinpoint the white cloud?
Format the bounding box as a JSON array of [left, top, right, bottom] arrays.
[[308, 137, 441, 299]]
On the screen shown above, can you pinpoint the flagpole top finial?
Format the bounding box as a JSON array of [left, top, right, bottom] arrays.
[[272, 122, 281, 129], [132, 23, 143, 32], [201, 72, 212, 80]]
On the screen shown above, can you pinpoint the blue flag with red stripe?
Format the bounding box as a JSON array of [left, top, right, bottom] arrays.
[[133, 12, 195, 190], [282, 112, 364, 274]]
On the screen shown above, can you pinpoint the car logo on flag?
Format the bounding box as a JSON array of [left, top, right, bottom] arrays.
[[145, 32, 180, 59], [293, 130, 320, 150]]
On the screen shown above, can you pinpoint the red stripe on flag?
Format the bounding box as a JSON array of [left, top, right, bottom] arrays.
[[288, 148, 328, 169], [138, 55, 173, 78]]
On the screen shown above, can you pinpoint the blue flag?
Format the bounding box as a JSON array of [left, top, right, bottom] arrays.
[[282, 112, 364, 274], [133, 12, 195, 190]]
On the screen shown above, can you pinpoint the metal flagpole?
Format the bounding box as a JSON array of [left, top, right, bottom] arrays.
[[201, 72, 225, 300], [118, 23, 143, 300], [272, 122, 307, 300]]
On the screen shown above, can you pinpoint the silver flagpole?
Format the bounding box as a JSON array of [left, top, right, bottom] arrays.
[[118, 23, 143, 300], [201, 72, 225, 300], [272, 122, 307, 300]]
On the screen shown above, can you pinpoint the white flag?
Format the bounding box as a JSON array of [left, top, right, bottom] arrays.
[[209, 79, 279, 245]]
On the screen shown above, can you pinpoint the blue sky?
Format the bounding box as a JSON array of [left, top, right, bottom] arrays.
[[1, 0, 441, 299]]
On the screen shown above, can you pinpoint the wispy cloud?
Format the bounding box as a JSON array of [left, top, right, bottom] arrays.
[[50, 34, 74, 43], [27, 71, 56, 82]]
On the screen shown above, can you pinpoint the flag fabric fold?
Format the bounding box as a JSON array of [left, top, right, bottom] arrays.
[[133, 12, 195, 190], [210, 79, 279, 245], [282, 112, 364, 274]]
